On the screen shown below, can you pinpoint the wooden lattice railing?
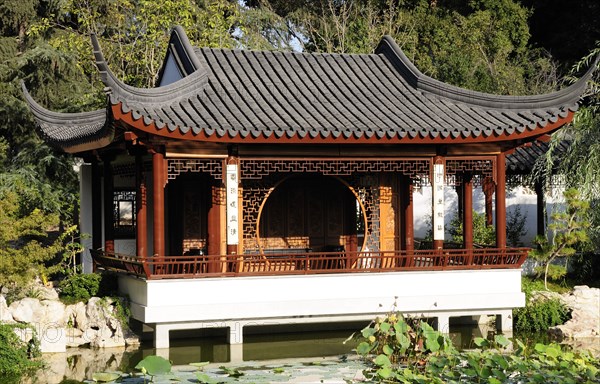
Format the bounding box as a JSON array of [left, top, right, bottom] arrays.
[[90, 248, 529, 280]]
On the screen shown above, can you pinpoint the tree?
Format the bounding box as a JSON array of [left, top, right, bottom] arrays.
[[521, 0, 600, 71], [248, 0, 559, 95], [28, 0, 282, 89], [0, 190, 60, 290], [539, 45, 600, 249], [529, 188, 590, 290]]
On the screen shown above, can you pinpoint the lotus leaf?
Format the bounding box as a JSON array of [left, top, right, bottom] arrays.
[[135, 355, 172, 376]]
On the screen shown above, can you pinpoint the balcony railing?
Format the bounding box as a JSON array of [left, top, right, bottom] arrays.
[[90, 248, 529, 280]]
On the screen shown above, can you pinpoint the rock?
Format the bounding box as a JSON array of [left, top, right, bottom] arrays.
[[0, 295, 14, 323], [65, 327, 88, 348], [37, 285, 59, 301], [41, 300, 66, 325], [13, 326, 34, 344], [65, 302, 89, 331], [549, 286, 600, 340], [5, 292, 139, 352], [39, 326, 66, 353], [93, 324, 126, 348], [9, 298, 43, 323], [124, 328, 141, 346], [81, 327, 98, 345], [86, 297, 113, 329]]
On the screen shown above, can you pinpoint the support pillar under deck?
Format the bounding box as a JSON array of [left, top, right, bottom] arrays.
[[154, 324, 170, 349], [496, 310, 514, 333], [435, 314, 451, 334]]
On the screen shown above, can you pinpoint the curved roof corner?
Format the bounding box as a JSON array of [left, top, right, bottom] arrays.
[[375, 35, 597, 110], [91, 32, 208, 108], [21, 82, 114, 153]]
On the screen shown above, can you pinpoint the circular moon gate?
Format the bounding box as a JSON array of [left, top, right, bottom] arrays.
[[256, 175, 367, 254]]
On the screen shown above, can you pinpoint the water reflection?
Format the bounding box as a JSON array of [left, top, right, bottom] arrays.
[[27, 347, 139, 384], [32, 322, 599, 384]]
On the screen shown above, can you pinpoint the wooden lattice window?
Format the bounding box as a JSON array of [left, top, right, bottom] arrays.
[[113, 190, 136, 238]]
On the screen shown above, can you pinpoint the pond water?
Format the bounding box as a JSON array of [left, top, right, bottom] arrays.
[[30, 321, 599, 383]]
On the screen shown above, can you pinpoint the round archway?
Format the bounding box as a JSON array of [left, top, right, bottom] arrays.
[[257, 175, 366, 252]]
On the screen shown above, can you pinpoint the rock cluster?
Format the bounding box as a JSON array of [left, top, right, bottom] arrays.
[[549, 285, 600, 340], [0, 288, 139, 353]]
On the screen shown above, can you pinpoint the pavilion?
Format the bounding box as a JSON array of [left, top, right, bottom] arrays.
[[23, 26, 595, 350]]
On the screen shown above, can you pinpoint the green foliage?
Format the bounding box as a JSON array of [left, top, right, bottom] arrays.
[[91, 372, 121, 382], [195, 372, 220, 384], [539, 45, 600, 250], [278, 0, 557, 95], [521, 276, 560, 297], [219, 365, 245, 378], [446, 206, 527, 247], [135, 355, 172, 381], [109, 296, 132, 329], [58, 273, 102, 303], [448, 210, 496, 246], [507, 205, 528, 247], [28, 0, 279, 89], [0, 189, 62, 290], [0, 323, 42, 383], [355, 312, 599, 383], [534, 264, 567, 282], [354, 311, 455, 373], [529, 188, 590, 289], [513, 296, 570, 334]]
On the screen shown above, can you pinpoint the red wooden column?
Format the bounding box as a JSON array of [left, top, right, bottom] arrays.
[[152, 147, 166, 257], [135, 153, 147, 258], [400, 175, 414, 252], [463, 173, 473, 250], [496, 153, 507, 247], [483, 177, 495, 226], [102, 156, 115, 253]]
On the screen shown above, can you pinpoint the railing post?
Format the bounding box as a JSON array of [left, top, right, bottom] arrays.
[[141, 257, 151, 279], [466, 248, 474, 266]]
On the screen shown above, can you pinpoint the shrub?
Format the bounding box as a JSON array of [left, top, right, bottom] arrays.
[[534, 264, 567, 282], [514, 296, 570, 334], [353, 311, 454, 379], [0, 324, 41, 383], [58, 273, 102, 303], [448, 210, 496, 246]]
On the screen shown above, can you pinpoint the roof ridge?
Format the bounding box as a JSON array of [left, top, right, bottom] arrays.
[[21, 81, 114, 152], [91, 33, 208, 105], [375, 35, 597, 110], [21, 81, 107, 124]]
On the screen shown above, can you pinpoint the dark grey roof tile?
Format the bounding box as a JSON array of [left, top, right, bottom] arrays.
[[21, 82, 114, 152], [25, 29, 597, 148]]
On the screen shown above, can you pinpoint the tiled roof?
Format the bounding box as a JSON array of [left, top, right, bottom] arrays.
[[24, 25, 597, 150], [21, 82, 114, 153], [506, 140, 570, 174], [93, 27, 594, 142]]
